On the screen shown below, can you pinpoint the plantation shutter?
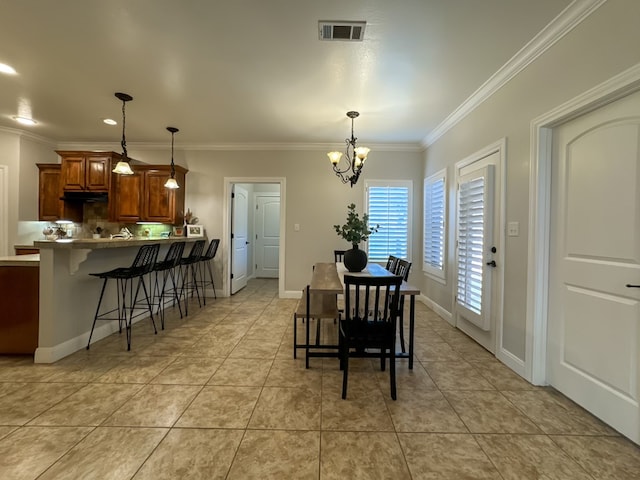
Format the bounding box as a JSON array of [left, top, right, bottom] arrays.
[[423, 172, 446, 278], [366, 183, 410, 262], [456, 165, 493, 330]]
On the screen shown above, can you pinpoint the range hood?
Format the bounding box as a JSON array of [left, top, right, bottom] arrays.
[[60, 191, 109, 203]]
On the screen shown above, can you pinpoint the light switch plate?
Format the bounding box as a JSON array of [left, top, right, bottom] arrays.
[[507, 221, 519, 237]]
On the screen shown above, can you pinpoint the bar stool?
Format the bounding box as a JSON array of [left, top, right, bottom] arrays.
[[152, 241, 185, 329], [178, 239, 205, 316], [87, 243, 160, 351], [196, 238, 219, 304]]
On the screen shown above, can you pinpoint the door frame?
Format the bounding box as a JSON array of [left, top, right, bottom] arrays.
[[223, 177, 286, 297], [527, 62, 640, 385], [453, 139, 506, 362]]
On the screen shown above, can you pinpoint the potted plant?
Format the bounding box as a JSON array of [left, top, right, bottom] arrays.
[[334, 203, 379, 272]]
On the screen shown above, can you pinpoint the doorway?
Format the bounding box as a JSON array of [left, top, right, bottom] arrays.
[[453, 140, 505, 357], [223, 178, 286, 297]]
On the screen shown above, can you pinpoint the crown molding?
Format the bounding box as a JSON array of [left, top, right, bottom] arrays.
[[0, 125, 56, 146], [54, 141, 424, 153], [423, 0, 607, 147]]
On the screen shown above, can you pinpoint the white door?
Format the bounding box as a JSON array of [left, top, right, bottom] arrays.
[[454, 151, 500, 353], [231, 185, 248, 294], [549, 90, 640, 443], [254, 193, 280, 278]]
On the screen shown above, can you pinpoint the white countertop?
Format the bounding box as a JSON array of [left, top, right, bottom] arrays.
[[34, 236, 202, 250], [0, 254, 40, 266]]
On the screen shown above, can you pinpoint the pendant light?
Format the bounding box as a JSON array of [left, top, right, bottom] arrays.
[[164, 127, 180, 189], [327, 111, 370, 187], [112, 92, 134, 175]]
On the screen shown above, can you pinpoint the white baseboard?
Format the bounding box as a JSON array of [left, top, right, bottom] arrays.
[[34, 312, 151, 364], [421, 294, 453, 325], [282, 289, 303, 299], [35, 321, 120, 363], [497, 346, 528, 381]]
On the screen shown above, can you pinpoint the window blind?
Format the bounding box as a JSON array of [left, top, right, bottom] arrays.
[[423, 173, 445, 277], [366, 184, 410, 262], [456, 176, 486, 315]]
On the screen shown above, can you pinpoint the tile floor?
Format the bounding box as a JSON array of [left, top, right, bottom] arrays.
[[1, 278, 639, 479]]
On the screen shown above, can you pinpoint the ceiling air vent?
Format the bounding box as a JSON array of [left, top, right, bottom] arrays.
[[319, 21, 366, 41]]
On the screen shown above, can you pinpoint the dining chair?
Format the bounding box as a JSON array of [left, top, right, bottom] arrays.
[[334, 250, 346, 263], [393, 258, 412, 353], [339, 274, 403, 400], [293, 284, 339, 368]]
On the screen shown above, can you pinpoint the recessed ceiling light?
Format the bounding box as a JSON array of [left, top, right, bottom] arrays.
[[13, 116, 37, 126], [0, 63, 17, 75], [103, 118, 117, 125]]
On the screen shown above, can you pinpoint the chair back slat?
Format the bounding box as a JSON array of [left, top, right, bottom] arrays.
[[343, 274, 402, 326], [334, 250, 346, 263], [165, 241, 186, 267], [394, 258, 412, 281], [385, 255, 399, 273], [131, 244, 160, 276], [183, 239, 206, 264], [203, 239, 220, 260]]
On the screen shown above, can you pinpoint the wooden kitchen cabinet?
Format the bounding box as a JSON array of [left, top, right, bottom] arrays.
[[36, 163, 82, 222], [110, 165, 187, 224], [56, 151, 121, 192], [110, 170, 143, 223]]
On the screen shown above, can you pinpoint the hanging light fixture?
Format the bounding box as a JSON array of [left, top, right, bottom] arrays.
[[327, 111, 370, 187], [164, 127, 180, 189], [112, 92, 134, 175]]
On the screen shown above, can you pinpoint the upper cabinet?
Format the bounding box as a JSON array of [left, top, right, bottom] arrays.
[[36, 164, 82, 222], [56, 151, 120, 192], [110, 165, 187, 225]]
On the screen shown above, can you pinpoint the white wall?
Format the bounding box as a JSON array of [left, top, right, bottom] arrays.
[[421, 0, 640, 363], [124, 147, 423, 292]]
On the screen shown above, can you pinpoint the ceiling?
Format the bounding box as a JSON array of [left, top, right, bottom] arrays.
[[0, 0, 572, 148]]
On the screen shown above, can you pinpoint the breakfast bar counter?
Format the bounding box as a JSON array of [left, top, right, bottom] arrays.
[[33, 237, 200, 363]]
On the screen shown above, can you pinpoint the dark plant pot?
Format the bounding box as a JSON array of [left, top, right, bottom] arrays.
[[344, 245, 367, 272]]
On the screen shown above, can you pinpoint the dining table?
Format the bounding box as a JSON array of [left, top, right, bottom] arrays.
[[309, 262, 420, 369]]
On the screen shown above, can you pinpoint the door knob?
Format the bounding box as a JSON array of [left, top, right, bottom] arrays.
[[486, 260, 497, 268]]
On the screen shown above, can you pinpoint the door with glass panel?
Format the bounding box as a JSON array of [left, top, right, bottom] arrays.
[[454, 151, 500, 353]]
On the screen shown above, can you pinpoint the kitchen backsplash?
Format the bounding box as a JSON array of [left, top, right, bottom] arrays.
[[16, 203, 173, 245]]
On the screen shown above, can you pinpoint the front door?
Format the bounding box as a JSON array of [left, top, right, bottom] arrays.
[[231, 185, 248, 294], [548, 89, 640, 443]]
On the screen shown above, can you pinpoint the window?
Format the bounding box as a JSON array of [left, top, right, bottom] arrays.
[[365, 180, 412, 262], [423, 169, 446, 281]]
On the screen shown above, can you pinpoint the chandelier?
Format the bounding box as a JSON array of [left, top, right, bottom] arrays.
[[327, 111, 370, 187], [111, 92, 134, 175], [164, 127, 180, 189]]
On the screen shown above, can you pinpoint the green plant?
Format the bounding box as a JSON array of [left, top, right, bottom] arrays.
[[333, 203, 379, 246]]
